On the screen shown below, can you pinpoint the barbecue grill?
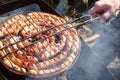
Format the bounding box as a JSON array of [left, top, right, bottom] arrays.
[[0, 0, 82, 79], [0, 0, 119, 80]]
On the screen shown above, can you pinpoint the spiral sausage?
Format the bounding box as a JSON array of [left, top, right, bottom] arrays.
[[28, 27, 79, 75], [0, 12, 80, 77]]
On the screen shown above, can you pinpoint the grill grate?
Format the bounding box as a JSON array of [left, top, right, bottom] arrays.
[[0, 11, 81, 78]]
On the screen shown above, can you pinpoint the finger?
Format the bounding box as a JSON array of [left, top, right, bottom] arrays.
[[89, 3, 106, 15], [89, 6, 102, 14], [89, 7, 105, 18], [100, 11, 111, 21]]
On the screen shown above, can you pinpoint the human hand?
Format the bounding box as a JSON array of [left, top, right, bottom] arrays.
[[89, 0, 120, 21]]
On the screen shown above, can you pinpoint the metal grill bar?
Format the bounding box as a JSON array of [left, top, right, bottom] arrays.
[[26, 13, 62, 60], [2, 14, 37, 74], [0, 15, 98, 59], [0, 35, 24, 74], [0, 12, 81, 77], [22, 12, 67, 73], [0, 14, 99, 53], [12, 14, 40, 73]]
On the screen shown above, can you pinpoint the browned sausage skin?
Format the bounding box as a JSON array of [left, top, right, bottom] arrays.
[[0, 12, 80, 77]]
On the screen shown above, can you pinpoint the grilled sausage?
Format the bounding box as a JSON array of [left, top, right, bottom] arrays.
[[28, 23, 79, 75], [2, 57, 26, 73], [28, 52, 75, 75], [1, 36, 38, 68], [0, 12, 80, 77], [0, 14, 27, 38], [38, 34, 66, 60]]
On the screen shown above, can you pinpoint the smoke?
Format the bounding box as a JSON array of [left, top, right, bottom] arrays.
[[25, 12, 120, 80], [90, 14, 120, 64], [90, 14, 120, 80], [66, 13, 120, 80], [1, 1, 119, 80]]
